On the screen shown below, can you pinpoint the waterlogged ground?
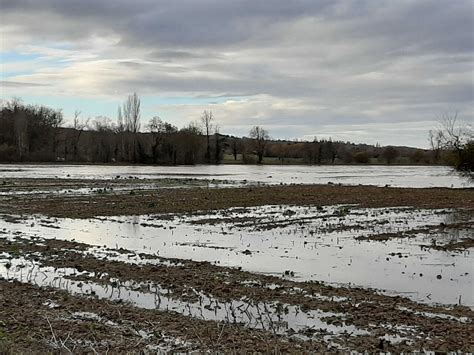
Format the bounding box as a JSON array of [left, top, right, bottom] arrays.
[[1, 205, 473, 307], [0, 234, 473, 352], [1, 163, 471, 188], [0, 176, 473, 352]]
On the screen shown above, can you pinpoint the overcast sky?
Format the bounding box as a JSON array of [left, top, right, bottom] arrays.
[[1, 0, 473, 147]]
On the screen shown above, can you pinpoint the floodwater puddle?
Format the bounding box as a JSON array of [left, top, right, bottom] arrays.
[[0, 204, 472, 307], [83, 246, 184, 268], [0, 255, 368, 343]]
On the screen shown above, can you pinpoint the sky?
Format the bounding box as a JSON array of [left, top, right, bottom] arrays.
[[1, 0, 473, 148]]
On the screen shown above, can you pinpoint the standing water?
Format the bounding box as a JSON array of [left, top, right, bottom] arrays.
[[0, 164, 471, 188]]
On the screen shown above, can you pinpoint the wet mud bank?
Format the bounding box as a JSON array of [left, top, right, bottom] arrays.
[[1, 178, 473, 218]]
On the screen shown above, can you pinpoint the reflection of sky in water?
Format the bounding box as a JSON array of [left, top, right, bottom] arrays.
[[0, 257, 368, 341], [0, 164, 471, 188], [1, 205, 472, 307]]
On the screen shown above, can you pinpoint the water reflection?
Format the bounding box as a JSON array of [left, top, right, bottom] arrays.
[[0, 164, 471, 188], [0, 205, 472, 307], [0, 256, 368, 340]]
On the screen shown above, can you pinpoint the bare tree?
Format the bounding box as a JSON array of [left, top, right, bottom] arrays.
[[122, 93, 141, 133], [14, 109, 28, 161], [381, 146, 399, 164], [7, 98, 28, 161], [231, 138, 239, 161], [91, 116, 114, 132], [148, 116, 177, 163], [178, 121, 203, 164], [115, 107, 126, 161], [428, 129, 443, 163], [430, 112, 473, 177], [249, 126, 269, 164], [433, 112, 471, 153], [120, 93, 141, 162], [214, 124, 223, 164], [49, 108, 64, 156], [88, 117, 115, 163], [116, 106, 125, 133], [200, 110, 214, 163], [71, 110, 89, 160]]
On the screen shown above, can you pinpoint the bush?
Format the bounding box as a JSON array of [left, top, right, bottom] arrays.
[[381, 146, 399, 164], [410, 150, 426, 164], [241, 153, 257, 164], [0, 144, 16, 162], [456, 141, 474, 178], [353, 151, 369, 164]]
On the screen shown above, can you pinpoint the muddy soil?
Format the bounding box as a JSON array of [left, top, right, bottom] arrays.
[[0, 279, 320, 353], [1, 178, 473, 218], [355, 220, 474, 245], [0, 177, 214, 195]]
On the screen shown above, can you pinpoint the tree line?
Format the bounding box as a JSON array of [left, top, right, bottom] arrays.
[[0, 95, 251, 165], [1, 96, 470, 171]]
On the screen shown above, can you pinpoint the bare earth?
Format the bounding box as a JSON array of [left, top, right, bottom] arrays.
[[1, 178, 473, 218]]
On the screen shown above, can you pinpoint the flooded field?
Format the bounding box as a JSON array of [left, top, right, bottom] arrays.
[[1, 205, 472, 307], [1, 227, 473, 352], [0, 163, 471, 188], [0, 174, 472, 352]]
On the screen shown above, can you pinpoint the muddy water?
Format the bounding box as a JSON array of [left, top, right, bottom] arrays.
[[1, 205, 472, 307], [0, 164, 471, 188]]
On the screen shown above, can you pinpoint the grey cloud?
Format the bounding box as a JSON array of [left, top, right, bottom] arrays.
[[147, 50, 220, 61], [1, 0, 472, 147], [2, 1, 472, 53], [2, 0, 333, 46], [0, 80, 51, 88]]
